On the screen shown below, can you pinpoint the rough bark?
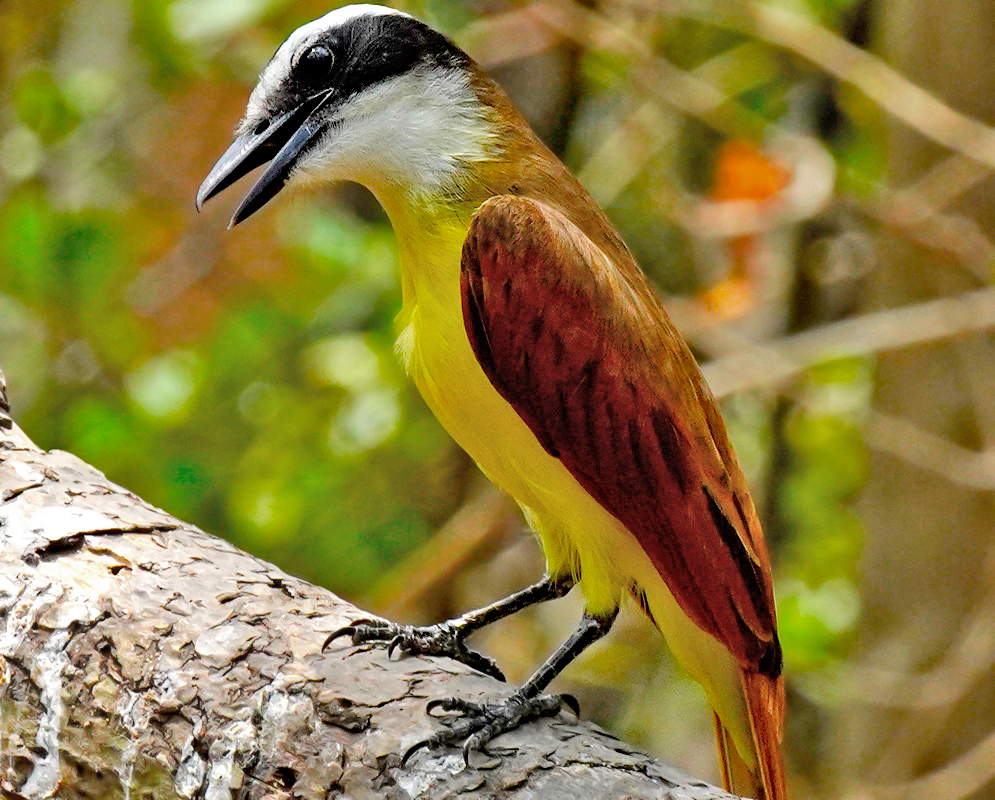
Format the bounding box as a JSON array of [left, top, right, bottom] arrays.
[[0, 372, 733, 800]]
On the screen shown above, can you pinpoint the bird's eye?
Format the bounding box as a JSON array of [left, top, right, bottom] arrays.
[[295, 44, 335, 82]]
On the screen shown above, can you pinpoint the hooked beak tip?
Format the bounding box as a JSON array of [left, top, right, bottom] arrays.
[[196, 169, 231, 213], [195, 181, 216, 213]]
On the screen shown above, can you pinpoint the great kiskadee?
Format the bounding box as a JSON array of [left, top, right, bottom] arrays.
[[197, 6, 785, 798]]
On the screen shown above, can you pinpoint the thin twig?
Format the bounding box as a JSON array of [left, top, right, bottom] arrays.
[[844, 548, 995, 784], [901, 154, 994, 213], [863, 411, 995, 491], [531, 0, 757, 136], [699, 287, 995, 397], [820, 552, 995, 713], [850, 155, 995, 282], [852, 195, 995, 283]]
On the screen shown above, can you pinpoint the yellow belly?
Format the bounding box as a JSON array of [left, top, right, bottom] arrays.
[[393, 223, 620, 612], [386, 202, 753, 763]]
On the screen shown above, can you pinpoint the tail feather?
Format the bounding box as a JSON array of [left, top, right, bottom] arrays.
[[713, 672, 786, 800], [627, 581, 786, 798], [739, 670, 786, 800], [714, 712, 765, 800]]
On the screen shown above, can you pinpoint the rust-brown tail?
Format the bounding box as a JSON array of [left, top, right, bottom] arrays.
[[714, 671, 786, 800]]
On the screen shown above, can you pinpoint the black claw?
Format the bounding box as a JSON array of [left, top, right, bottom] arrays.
[[425, 698, 451, 716], [388, 635, 405, 660], [559, 693, 581, 716], [462, 733, 503, 769], [461, 737, 479, 768], [323, 626, 357, 650], [427, 696, 480, 717], [402, 737, 432, 766]]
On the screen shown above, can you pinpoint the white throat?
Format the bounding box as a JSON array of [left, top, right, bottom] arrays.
[[290, 67, 496, 202]]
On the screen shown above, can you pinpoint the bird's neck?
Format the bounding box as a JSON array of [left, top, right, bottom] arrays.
[[361, 74, 635, 322], [375, 186, 471, 311]]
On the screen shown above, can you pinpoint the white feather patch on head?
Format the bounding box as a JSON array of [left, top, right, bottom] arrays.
[[245, 4, 410, 123]]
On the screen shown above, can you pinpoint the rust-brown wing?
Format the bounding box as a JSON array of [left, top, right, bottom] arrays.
[[461, 195, 781, 677]]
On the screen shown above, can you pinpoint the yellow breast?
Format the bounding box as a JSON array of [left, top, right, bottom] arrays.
[[380, 191, 749, 759], [384, 198, 629, 614]]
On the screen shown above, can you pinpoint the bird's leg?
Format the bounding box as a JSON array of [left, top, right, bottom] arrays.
[[324, 573, 574, 681], [405, 608, 618, 767]]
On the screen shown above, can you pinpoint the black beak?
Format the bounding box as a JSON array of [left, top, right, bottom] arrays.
[[196, 90, 334, 227]]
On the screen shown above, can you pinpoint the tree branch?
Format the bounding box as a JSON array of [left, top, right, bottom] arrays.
[[0, 371, 734, 800]]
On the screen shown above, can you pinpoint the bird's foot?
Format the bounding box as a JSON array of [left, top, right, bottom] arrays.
[[324, 618, 505, 681], [404, 692, 580, 768]]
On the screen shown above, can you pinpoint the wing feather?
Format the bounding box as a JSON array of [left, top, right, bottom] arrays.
[[461, 195, 781, 676]]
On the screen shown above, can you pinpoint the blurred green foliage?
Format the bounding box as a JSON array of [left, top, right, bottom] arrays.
[[776, 357, 871, 671]]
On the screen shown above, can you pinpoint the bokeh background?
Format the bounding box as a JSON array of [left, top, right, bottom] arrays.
[[4, 0, 995, 797]]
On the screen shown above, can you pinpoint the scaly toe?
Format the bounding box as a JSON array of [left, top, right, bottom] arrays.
[[426, 696, 485, 718], [459, 647, 506, 682], [327, 619, 506, 681], [323, 618, 392, 650], [406, 691, 572, 768]]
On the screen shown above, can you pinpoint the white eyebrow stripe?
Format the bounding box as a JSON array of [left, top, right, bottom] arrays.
[[286, 4, 411, 57], [302, 4, 410, 34]]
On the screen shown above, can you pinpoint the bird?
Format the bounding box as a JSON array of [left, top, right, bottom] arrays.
[[197, 6, 785, 799]]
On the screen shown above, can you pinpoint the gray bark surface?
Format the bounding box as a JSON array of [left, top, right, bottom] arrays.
[[0, 373, 734, 800]]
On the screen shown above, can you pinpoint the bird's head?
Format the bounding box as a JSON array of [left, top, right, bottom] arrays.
[[197, 4, 500, 225]]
